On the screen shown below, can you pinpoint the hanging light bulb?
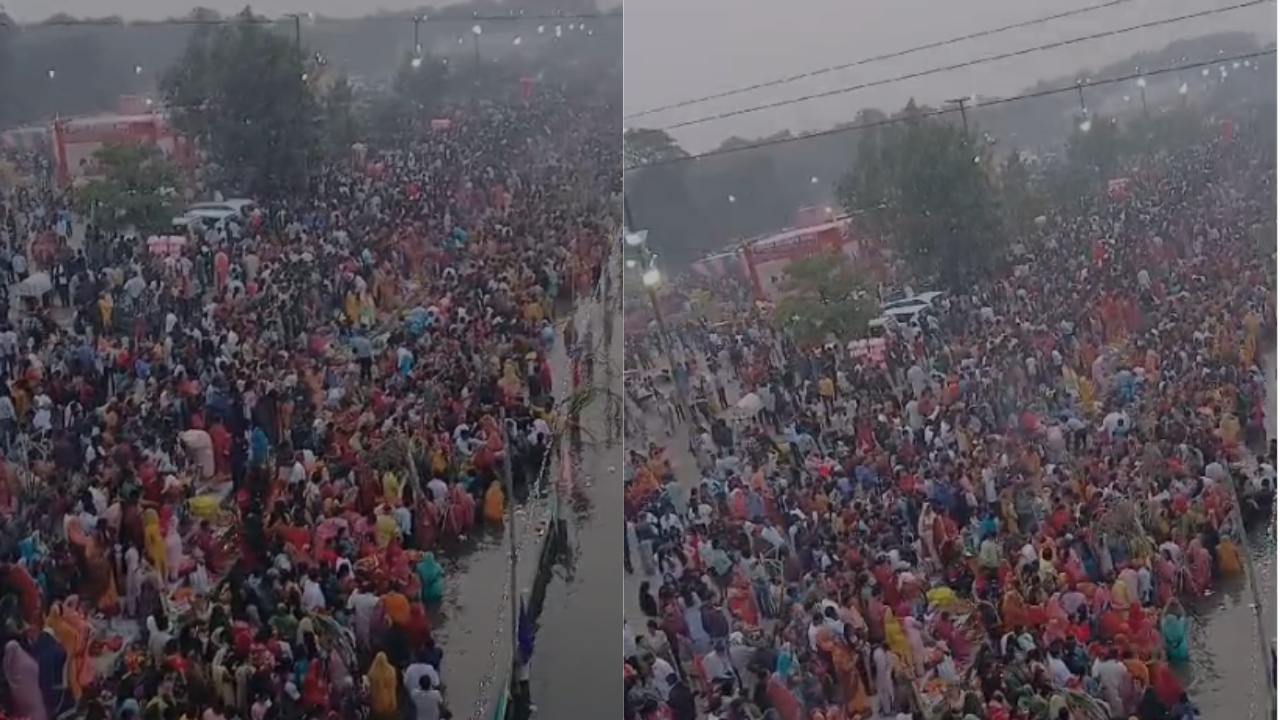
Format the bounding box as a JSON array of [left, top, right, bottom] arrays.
[[537, 25, 545, 33], [512, 36, 522, 46], [554, 24, 562, 37], [410, 57, 423, 68], [47, 69, 56, 79], [1079, 118, 1092, 132], [1178, 82, 1188, 94], [134, 65, 143, 75]]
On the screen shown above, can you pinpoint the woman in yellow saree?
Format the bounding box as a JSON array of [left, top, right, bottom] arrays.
[[368, 652, 398, 719], [883, 613, 911, 668], [143, 509, 167, 579]]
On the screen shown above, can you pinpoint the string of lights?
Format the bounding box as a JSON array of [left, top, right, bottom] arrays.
[[0, 11, 620, 28], [658, 0, 1265, 131], [623, 0, 1142, 120], [627, 49, 1274, 172]]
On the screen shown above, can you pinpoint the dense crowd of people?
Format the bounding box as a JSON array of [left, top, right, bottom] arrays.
[[623, 109, 1275, 720], [0, 81, 617, 720]]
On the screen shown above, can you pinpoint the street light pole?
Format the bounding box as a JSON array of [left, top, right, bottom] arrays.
[[413, 15, 424, 55], [644, 280, 692, 423]]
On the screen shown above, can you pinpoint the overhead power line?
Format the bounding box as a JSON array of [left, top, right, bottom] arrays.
[[623, 0, 1140, 120], [626, 50, 1273, 172], [0, 11, 619, 28], [659, 0, 1265, 131]]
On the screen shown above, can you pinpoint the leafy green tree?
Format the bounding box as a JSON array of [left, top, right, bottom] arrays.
[[392, 53, 451, 112], [624, 128, 687, 169], [999, 150, 1049, 234], [838, 113, 1005, 289], [623, 129, 709, 263], [771, 253, 875, 345], [321, 75, 362, 159], [160, 11, 322, 198], [76, 144, 178, 232]]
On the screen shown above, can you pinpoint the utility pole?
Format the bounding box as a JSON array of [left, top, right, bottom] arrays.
[[286, 12, 302, 51], [945, 97, 970, 133], [623, 194, 635, 230]]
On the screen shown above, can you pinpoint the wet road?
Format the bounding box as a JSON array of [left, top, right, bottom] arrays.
[[526, 264, 625, 718], [1188, 354, 1275, 720], [434, 304, 584, 720]]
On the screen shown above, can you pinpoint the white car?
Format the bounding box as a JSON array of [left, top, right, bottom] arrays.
[[869, 291, 942, 335], [879, 290, 943, 314], [172, 199, 258, 230]]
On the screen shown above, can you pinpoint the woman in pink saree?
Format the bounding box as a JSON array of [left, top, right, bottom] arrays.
[[5, 639, 49, 720], [1186, 539, 1211, 596], [1045, 593, 1070, 624], [1062, 548, 1088, 585], [933, 611, 971, 662], [1090, 582, 1113, 615]]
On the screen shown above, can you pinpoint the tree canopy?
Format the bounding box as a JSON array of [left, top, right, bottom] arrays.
[[76, 143, 178, 232], [159, 13, 322, 198], [771, 253, 875, 345], [838, 112, 1005, 290]]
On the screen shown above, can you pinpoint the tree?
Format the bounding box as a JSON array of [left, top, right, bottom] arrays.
[[76, 144, 178, 232], [771, 253, 875, 345], [0, 14, 18, 128], [392, 53, 452, 112], [321, 74, 361, 158], [159, 12, 322, 198], [838, 113, 1005, 289], [623, 129, 709, 263], [624, 128, 687, 168]]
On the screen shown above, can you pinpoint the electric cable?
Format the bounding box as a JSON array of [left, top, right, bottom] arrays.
[[624, 0, 1142, 119], [626, 49, 1273, 172], [658, 0, 1265, 131]]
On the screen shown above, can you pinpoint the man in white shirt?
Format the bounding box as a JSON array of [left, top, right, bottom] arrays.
[[300, 572, 326, 611], [1047, 647, 1074, 687], [404, 660, 442, 697], [409, 674, 445, 720]]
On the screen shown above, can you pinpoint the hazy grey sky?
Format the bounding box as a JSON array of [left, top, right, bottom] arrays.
[[2, 0, 612, 21], [4, 0, 407, 19], [624, 0, 1275, 150]]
